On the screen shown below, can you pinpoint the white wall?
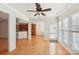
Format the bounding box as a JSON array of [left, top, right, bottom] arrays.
[[0, 20, 8, 38], [35, 21, 45, 36], [8, 14, 16, 52], [18, 19, 28, 23], [28, 22, 32, 40]]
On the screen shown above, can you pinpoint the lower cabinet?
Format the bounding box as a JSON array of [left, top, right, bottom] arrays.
[[18, 31, 27, 39]]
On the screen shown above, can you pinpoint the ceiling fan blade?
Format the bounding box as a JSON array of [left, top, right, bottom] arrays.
[[27, 10, 37, 12], [42, 8, 52, 12], [34, 13, 37, 16], [41, 13, 46, 16]]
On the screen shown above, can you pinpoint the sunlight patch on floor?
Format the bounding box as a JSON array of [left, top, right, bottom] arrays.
[[49, 43, 57, 55]]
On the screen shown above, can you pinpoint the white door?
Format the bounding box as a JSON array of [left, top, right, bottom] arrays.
[[49, 24, 57, 40]]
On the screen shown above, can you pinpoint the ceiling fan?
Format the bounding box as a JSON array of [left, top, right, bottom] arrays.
[[27, 3, 52, 16]]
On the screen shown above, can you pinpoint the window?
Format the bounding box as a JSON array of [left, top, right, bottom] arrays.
[[63, 31, 69, 44], [59, 21, 62, 30], [62, 18, 69, 45], [58, 21, 62, 41], [63, 18, 68, 31], [58, 12, 79, 54], [72, 13, 79, 31], [71, 12, 79, 50], [72, 33, 79, 50]]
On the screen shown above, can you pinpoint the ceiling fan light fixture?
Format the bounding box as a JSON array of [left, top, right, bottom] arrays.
[[27, 3, 52, 16]]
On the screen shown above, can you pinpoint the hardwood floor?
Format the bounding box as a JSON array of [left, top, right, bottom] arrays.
[[56, 42, 70, 55], [9, 36, 49, 55], [0, 38, 8, 55], [0, 36, 71, 55]]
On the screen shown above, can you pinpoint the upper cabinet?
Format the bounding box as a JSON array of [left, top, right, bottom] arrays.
[[16, 23, 28, 32]]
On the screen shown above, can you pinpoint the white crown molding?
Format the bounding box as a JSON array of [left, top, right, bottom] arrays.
[[2, 3, 29, 22]]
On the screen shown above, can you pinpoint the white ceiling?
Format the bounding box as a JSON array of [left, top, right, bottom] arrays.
[[7, 3, 71, 21]]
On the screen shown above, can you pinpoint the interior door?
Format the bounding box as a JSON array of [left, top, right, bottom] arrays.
[[31, 24, 36, 36]]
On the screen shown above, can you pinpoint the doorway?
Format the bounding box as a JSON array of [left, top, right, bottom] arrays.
[[31, 23, 36, 36], [31, 21, 45, 37], [0, 11, 9, 54]]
